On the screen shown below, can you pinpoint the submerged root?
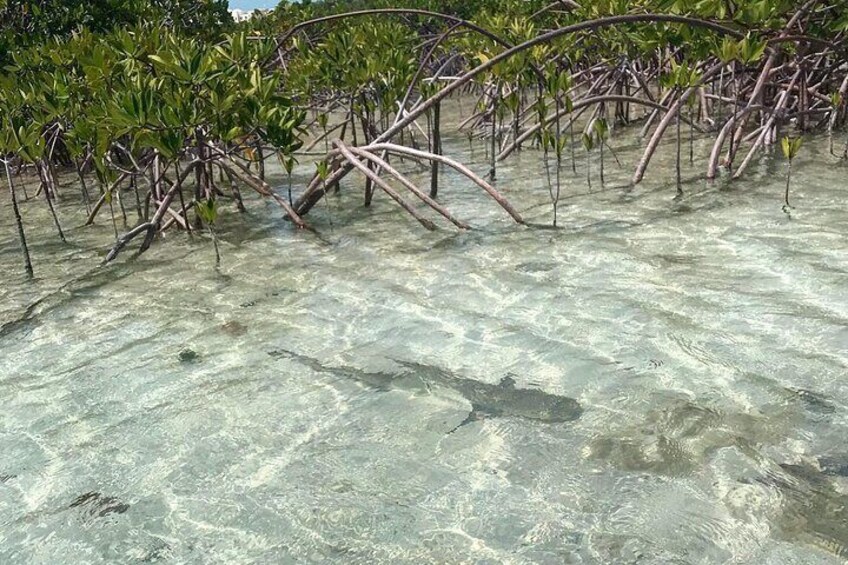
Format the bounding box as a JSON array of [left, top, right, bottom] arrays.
[[333, 139, 437, 230]]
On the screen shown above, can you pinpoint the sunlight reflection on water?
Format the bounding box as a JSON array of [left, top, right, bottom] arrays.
[[1, 109, 846, 563]]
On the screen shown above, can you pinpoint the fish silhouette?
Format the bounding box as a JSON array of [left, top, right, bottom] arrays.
[[752, 462, 848, 559], [268, 349, 582, 432]]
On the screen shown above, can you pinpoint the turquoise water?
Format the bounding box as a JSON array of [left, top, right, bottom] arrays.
[[1, 124, 847, 563]]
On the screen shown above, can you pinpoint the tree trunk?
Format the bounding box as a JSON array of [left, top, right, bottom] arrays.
[[599, 136, 605, 185], [4, 159, 33, 277], [256, 141, 265, 181], [176, 161, 193, 234], [689, 105, 694, 165], [676, 109, 682, 196], [360, 98, 375, 206], [209, 225, 221, 266], [489, 84, 498, 180], [76, 157, 92, 214], [784, 160, 792, 209], [37, 161, 66, 242], [727, 62, 737, 173], [131, 174, 143, 219], [430, 100, 442, 198]]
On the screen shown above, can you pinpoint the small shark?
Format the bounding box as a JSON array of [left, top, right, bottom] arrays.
[[267, 349, 582, 432], [752, 462, 848, 560]]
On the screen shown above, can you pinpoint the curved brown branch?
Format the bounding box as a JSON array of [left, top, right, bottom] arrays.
[[84, 171, 129, 226], [498, 94, 698, 162], [633, 63, 723, 185], [103, 222, 151, 263], [347, 146, 470, 230], [733, 69, 802, 179], [275, 8, 515, 54], [333, 140, 437, 231], [707, 0, 819, 178], [367, 143, 524, 224], [207, 144, 308, 229], [294, 13, 752, 214], [105, 161, 199, 262]]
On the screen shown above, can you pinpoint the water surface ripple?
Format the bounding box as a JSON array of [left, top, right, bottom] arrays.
[[0, 127, 846, 563]]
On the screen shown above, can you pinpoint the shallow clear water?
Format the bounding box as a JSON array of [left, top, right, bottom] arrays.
[[1, 117, 847, 563]]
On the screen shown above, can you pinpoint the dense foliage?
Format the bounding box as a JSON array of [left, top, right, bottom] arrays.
[[0, 0, 232, 61], [2, 0, 847, 274]]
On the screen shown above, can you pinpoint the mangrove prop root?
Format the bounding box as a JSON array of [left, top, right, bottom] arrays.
[[4, 159, 34, 277], [346, 145, 469, 230], [105, 160, 199, 262], [333, 140, 437, 231], [367, 143, 525, 225], [209, 145, 308, 229]]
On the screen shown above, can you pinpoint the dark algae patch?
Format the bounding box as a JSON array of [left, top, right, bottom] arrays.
[[178, 348, 199, 363], [69, 492, 130, 519], [759, 463, 848, 560], [587, 395, 795, 477], [221, 320, 248, 336]]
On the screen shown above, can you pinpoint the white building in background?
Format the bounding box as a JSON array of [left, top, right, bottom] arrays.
[[229, 9, 267, 22]]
